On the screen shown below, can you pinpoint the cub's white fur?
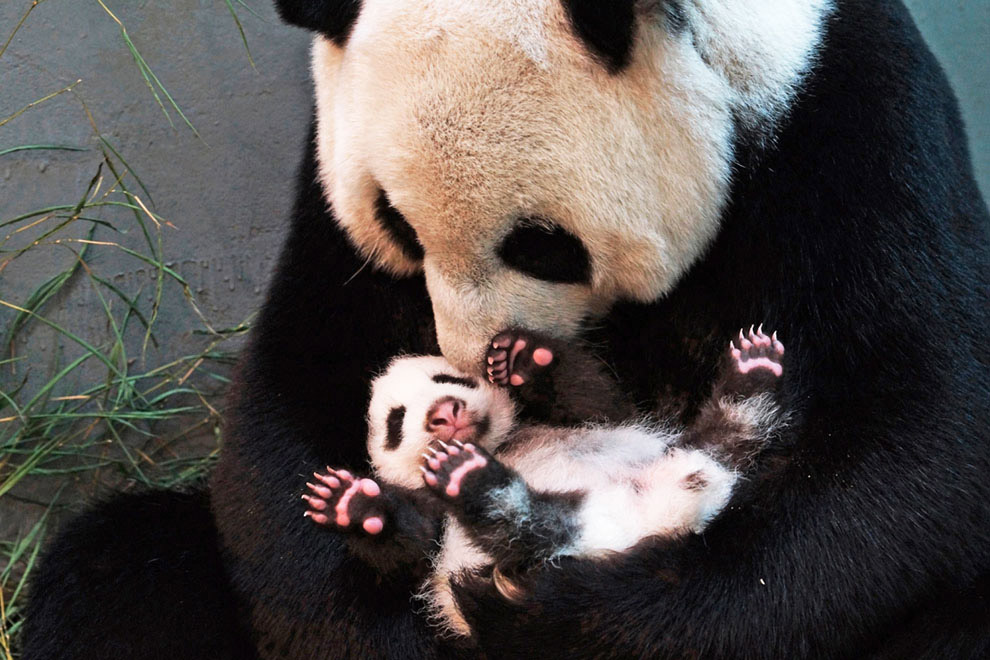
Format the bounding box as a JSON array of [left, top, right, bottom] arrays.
[[310, 1, 830, 372], [366, 355, 739, 636]]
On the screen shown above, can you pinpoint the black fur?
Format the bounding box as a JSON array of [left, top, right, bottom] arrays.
[[560, 0, 637, 73], [498, 221, 592, 285], [273, 0, 361, 46], [21, 490, 257, 660], [375, 190, 424, 262], [384, 405, 406, 450], [23, 0, 990, 658], [431, 374, 478, 389]]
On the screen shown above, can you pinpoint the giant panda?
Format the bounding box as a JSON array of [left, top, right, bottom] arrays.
[[22, 0, 990, 659]]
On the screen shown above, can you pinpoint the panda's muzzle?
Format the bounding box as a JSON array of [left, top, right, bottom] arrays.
[[425, 396, 490, 442]]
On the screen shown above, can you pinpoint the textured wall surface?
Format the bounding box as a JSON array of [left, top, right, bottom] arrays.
[[0, 1, 987, 541], [904, 0, 989, 199], [1, 1, 313, 339]]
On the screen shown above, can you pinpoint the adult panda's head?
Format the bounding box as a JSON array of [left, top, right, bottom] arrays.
[[276, 0, 831, 372]]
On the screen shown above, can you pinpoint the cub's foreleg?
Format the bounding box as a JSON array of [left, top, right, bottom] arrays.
[[420, 441, 582, 571], [304, 468, 441, 579], [485, 329, 634, 424]]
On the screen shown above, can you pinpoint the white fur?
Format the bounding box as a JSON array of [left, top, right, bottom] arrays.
[[369, 356, 744, 637], [309, 1, 831, 371]]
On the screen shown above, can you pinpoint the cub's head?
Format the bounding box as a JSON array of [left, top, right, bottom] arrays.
[[276, 0, 830, 371], [366, 355, 516, 489]]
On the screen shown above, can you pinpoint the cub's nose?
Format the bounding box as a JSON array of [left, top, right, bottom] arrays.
[[426, 397, 467, 432]]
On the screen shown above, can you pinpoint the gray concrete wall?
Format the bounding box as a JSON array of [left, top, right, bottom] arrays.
[[904, 0, 990, 201], [0, 1, 987, 540]]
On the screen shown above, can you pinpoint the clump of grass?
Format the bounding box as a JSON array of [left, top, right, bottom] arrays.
[[0, 2, 259, 655]]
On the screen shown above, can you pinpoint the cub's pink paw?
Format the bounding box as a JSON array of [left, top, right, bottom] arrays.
[[420, 440, 490, 499], [303, 468, 385, 535], [730, 325, 784, 378], [486, 330, 555, 387]]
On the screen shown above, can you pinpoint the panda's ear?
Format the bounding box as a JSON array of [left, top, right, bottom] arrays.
[[561, 0, 637, 73], [274, 0, 361, 46]]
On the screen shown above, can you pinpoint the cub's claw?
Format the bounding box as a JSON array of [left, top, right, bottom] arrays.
[[303, 468, 385, 535], [729, 325, 784, 377], [420, 441, 490, 498], [486, 330, 555, 386]]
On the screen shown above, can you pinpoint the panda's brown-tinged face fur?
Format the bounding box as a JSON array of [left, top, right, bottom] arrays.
[[312, 0, 831, 371]]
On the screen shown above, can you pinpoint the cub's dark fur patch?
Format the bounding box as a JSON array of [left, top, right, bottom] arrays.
[[431, 374, 478, 389], [273, 0, 362, 46], [385, 406, 406, 450]]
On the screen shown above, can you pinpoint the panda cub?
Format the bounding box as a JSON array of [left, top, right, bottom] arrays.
[[304, 327, 786, 636]]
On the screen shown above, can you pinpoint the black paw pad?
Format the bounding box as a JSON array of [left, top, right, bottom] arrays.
[[485, 330, 555, 387], [303, 469, 385, 535]]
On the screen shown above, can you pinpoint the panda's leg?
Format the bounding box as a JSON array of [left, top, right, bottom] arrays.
[[420, 440, 581, 570], [485, 329, 635, 424], [303, 468, 441, 578], [680, 325, 787, 470]]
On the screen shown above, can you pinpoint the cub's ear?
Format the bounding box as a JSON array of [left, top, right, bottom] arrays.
[[561, 0, 637, 73], [274, 0, 362, 46]]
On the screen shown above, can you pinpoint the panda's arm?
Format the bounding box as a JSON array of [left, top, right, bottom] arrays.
[[304, 469, 443, 579], [421, 442, 583, 572], [485, 329, 636, 425]]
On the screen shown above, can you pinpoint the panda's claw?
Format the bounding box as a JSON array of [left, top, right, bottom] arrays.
[[484, 329, 556, 388], [421, 442, 492, 500], [718, 325, 785, 398], [304, 468, 386, 536]]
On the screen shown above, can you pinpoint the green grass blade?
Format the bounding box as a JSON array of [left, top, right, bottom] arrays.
[[0, 144, 86, 157], [224, 0, 256, 68]]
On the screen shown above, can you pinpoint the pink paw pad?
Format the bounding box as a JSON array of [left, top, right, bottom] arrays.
[[420, 441, 488, 498], [729, 324, 784, 377], [485, 331, 554, 387], [303, 468, 384, 535]]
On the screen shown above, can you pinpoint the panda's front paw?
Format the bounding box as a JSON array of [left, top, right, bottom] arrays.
[[420, 440, 500, 500], [486, 329, 555, 386], [304, 469, 386, 535]]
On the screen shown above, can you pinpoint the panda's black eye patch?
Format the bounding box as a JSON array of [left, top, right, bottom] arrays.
[[498, 220, 591, 284], [385, 406, 406, 451], [432, 374, 478, 389], [375, 190, 424, 262]]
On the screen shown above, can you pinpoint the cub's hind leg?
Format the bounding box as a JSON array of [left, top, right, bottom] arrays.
[[681, 325, 788, 470]]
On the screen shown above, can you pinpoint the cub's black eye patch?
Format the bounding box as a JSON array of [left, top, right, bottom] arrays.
[[375, 190, 424, 262], [385, 406, 406, 451], [498, 220, 591, 284], [432, 374, 478, 389]]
